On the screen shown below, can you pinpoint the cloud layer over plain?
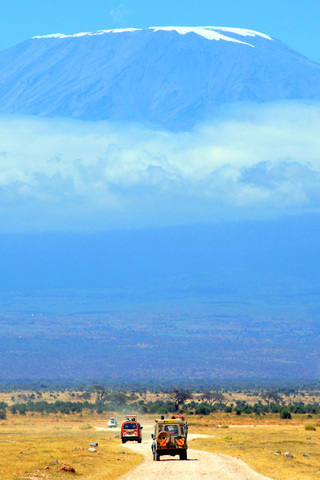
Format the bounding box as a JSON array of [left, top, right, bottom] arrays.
[[0, 101, 320, 232]]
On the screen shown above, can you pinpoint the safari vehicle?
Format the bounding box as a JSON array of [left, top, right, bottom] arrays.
[[121, 415, 143, 443], [107, 417, 117, 428], [151, 417, 188, 460]]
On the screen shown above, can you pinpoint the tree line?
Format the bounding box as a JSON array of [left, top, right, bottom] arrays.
[[0, 386, 319, 420]]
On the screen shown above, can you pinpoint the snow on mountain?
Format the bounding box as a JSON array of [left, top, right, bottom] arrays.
[[0, 26, 320, 129], [32, 26, 272, 44]]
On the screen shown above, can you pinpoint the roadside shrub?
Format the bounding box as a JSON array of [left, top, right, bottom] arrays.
[[305, 424, 316, 431], [80, 423, 93, 430]]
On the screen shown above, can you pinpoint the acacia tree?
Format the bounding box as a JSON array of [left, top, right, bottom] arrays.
[[261, 390, 283, 405], [108, 391, 129, 408], [169, 389, 192, 411], [201, 391, 225, 405], [94, 385, 107, 404]]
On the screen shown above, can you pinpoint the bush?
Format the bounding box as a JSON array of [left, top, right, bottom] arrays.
[[139, 405, 148, 414], [195, 404, 210, 415], [305, 424, 316, 431], [293, 404, 306, 414], [280, 409, 292, 419], [0, 409, 6, 420], [80, 423, 93, 430]]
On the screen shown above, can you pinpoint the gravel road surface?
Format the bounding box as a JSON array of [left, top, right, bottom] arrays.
[[118, 427, 275, 480]]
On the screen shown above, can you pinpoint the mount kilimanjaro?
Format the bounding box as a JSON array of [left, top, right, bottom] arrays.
[[0, 26, 320, 129]]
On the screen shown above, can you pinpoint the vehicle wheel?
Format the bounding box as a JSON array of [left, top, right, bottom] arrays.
[[155, 451, 160, 461], [158, 431, 170, 442], [138, 438, 142, 443], [121, 439, 126, 444], [180, 451, 187, 460]]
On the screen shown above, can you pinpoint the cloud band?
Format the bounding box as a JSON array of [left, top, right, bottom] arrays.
[[0, 101, 319, 232]]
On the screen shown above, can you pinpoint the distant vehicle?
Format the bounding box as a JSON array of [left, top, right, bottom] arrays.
[[121, 415, 143, 443], [151, 417, 188, 460], [108, 417, 117, 428]]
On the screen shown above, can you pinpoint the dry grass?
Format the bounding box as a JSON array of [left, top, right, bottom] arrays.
[[1, 391, 320, 480], [190, 415, 320, 480], [0, 413, 143, 480]]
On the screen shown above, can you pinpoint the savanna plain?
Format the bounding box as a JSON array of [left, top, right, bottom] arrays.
[[1, 386, 320, 480]]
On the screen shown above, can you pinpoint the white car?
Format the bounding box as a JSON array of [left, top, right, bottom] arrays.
[[108, 418, 118, 428]]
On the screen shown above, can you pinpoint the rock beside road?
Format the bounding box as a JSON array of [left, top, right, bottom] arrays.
[[59, 462, 75, 473]]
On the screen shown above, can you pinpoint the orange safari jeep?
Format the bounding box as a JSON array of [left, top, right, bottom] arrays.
[[121, 415, 143, 443], [151, 417, 187, 460]]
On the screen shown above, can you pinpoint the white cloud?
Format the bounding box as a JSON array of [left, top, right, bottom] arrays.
[[0, 101, 320, 232]]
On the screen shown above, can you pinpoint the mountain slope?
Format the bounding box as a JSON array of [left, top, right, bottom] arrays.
[[0, 26, 320, 128]]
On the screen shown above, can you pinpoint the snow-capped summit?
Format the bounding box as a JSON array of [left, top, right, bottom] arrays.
[[0, 26, 320, 129], [32, 26, 272, 46]]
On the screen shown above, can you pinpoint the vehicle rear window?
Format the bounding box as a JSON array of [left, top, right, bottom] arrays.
[[164, 425, 179, 434], [123, 422, 137, 429]]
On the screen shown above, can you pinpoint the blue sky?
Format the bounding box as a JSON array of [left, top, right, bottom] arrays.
[[1, 0, 320, 62]]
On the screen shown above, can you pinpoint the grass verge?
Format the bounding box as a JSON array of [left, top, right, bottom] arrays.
[[190, 421, 320, 480], [0, 414, 143, 480]]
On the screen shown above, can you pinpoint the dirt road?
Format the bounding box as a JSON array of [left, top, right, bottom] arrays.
[[120, 428, 275, 480]]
